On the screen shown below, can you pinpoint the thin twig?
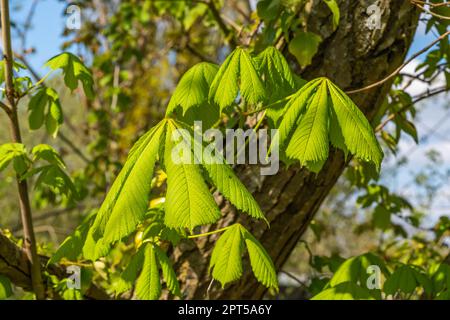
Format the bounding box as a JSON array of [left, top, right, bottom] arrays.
[[0, 0, 45, 300], [375, 86, 449, 132], [347, 30, 450, 94]]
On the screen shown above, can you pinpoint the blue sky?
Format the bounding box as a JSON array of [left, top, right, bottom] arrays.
[[11, 1, 450, 221]]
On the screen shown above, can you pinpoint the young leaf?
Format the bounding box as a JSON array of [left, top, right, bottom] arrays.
[[166, 62, 219, 115], [209, 224, 278, 290], [285, 81, 329, 171], [210, 224, 244, 287], [164, 121, 221, 230], [155, 246, 181, 297], [272, 78, 383, 172], [45, 52, 94, 99], [88, 120, 166, 249], [255, 46, 296, 102], [115, 247, 145, 295], [327, 81, 383, 169], [209, 48, 266, 111], [176, 122, 266, 221], [241, 228, 278, 291], [135, 244, 161, 300]]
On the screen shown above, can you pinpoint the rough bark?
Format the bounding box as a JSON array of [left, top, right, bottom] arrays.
[[172, 0, 420, 300]]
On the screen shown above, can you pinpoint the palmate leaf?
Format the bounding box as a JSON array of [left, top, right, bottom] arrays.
[[166, 62, 219, 115], [255, 46, 295, 102], [155, 246, 181, 297], [84, 120, 166, 258], [209, 224, 278, 291], [165, 120, 266, 229], [241, 228, 278, 291], [209, 47, 266, 111], [286, 80, 329, 168], [135, 244, 161, 300], [118, 244, 180, 299], [84, 117, 265, 260], [164, 121, 221, 230], [45, 52, 94, 99], [210, 224, 244, 287], [175, 123, 265, 221], [273, 78, 383, 173]]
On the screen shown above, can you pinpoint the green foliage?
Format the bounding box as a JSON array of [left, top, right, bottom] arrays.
[[288, 32, 322, 67], [209, 47, 266, 111], [0, 275, 13, 300], [323, 0, 340, 30], [384, 264, 432, 296], [28, 87, 64, 137], [273, 77, 383, 172], [135, 244, 161, 300], [255, 46, 295, 102], [166, 62, 219, 115], [0, 143, 29, 175], [134, 243, 181, 300], [210, 224, 278, 291], [86, 120, 166, 257], [312, 282, 375, 300], [45, 52, 94, 99], [48, 213, 95, 265]]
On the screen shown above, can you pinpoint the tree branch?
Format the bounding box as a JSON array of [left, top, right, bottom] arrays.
[[0, 230, 111, 300], [1, 0, 45, 300], [347, 30, 450, 94]]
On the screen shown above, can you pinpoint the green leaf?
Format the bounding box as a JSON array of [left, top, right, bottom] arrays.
[[272, 78, 383, 172], [48, 214, 94, 265], [285, 81, 329, 172], [166, 62, 219, 116], [257, 0, 281, 21], [164, 121, 220, 230], [28, 87, 48, 130], [209, 48, 266, 111], [28, 87, 63, 137], [45, 52, 94, 99], [0, 275, 13, 300], [288, 32, 322, 67], [384, 265, 432, 296], [327, 81, 383, 169], [210, 224, 278, 290], [329, 253, 388, 288], [255, 46, 296, 102], [87, 120, 166, 253], [31, 144, 65, 168], [177, 122, 266, 221], [0, 143, 28, 173], [312, 282, 375, 300], [155, 247, 181, 297], [241, 228, 278, 291], [135, 244, 161, 300], [373, 205, 391, 230], [323, 0, 340, 30], [210, 224, 244, 287], [115, 246, 145, 295]]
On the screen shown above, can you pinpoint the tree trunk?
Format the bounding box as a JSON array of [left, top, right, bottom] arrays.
[[172, 0, 420, 300]]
